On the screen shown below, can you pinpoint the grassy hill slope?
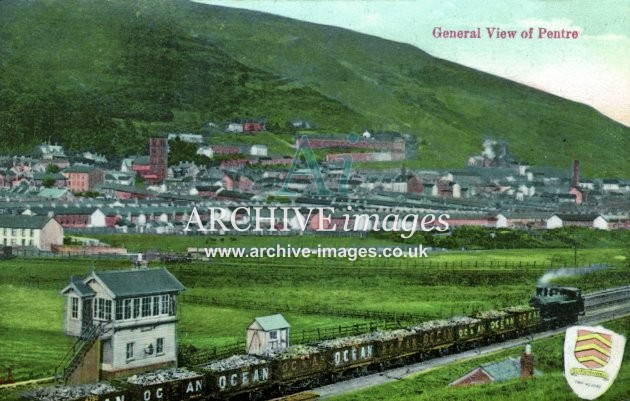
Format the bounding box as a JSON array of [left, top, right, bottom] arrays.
[[0, 0, 627, 176]]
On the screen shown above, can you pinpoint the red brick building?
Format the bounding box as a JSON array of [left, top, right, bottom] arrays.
[[148, 137, 167, 183], [449, 346, 536, 387], [243, 122, 264, 133], [131, 138, 168, 184], [222, 172, 254, 191], [220, 159, 249, 169], [211, 145, 241, 155], [407, 174, 423, 193], [62, 165, 104, 193]]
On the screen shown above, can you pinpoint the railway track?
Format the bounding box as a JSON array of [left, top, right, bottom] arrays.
[[310, 287, 630, 400], [584, 285, 630, 309]]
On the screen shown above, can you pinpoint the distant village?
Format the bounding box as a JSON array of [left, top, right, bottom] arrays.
[[0, 118, 628, 252]]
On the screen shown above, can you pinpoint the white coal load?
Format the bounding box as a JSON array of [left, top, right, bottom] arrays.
[[363, 329, 412, 342], [410, 318, 452, 333], [127, 368, 199, 385], [449, 316, 480, 325], [318, 334, 372, 349], [202, 354, 266, 372], [474, 310, 508, 319], [22, 383, 117, 401], [266, 344, 320, 359]]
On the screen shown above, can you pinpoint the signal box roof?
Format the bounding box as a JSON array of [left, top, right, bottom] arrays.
[[87, 268, 185, 298]]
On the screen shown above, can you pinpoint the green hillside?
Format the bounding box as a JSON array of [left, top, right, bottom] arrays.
[[0, 0, 627, 176]]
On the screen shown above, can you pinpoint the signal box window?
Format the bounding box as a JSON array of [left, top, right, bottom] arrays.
[[126, 342, 134, 360]]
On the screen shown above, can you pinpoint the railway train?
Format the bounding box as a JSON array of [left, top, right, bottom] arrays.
[[23, 285, 584, 401]]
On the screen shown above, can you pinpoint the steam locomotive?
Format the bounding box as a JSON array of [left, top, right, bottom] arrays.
[[23, 285, 584, 401]]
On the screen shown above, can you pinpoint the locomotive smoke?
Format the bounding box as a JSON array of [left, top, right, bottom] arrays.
[[537, 264, 609, 286], [482, 139, 497, 159]]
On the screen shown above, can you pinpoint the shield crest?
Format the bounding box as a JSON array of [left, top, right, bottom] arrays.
[[564, 325, 626, 400], [574, 329, 611, 368]]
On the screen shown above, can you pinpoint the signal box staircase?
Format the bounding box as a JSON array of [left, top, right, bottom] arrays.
[[55, 324, 102, 385]]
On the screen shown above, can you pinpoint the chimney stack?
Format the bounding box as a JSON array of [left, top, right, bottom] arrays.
[[571, 160, 580, 188], [520, 344, 534, 379], [133, 253, 147, 269]]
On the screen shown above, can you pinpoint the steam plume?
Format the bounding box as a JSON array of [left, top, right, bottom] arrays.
[[537, 264, 609, 286]]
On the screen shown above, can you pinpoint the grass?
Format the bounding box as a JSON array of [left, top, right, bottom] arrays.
[[90, 231, 628, 261], [0, 285, 74, 380], [327, 317, 630, 401], [0, 245, 627, 382], [178, 304, 370, 349], [89, 233, 404, 252]]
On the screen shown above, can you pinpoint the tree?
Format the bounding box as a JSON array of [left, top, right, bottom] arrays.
[[168, 137, 206, 166], [46, 164, 60, 173], [42, 177, 55, 188]]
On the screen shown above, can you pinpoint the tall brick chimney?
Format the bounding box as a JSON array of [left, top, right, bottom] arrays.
[[520, 344, 534, 379], [571, 160, 580, 188]]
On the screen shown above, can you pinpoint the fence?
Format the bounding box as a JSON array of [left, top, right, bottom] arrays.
[[179, 320, 399, 367], [179, 341, 246, 367], [8, 248, 134, 260], [181, 294, 426, 323]]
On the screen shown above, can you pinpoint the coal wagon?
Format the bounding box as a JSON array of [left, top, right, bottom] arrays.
[[201, 355, 271, 399], [266, 345, 328, 391]]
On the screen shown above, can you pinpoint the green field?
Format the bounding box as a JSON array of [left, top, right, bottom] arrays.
[[0, 243, 628, 383], [90, 233, 404, 252], [328, 317, 630, 401]]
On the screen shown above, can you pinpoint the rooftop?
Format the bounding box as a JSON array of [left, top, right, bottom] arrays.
[[61, 277, 96, 298], [91, 267, 185, 298], [0, 215, 53, 229], [251, 314, 290, 331], [64, 165, 100, 174]]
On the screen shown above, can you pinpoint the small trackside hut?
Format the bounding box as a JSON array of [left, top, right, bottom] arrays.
[[61, 267, 185, 381], [246, 314, 290, 355]]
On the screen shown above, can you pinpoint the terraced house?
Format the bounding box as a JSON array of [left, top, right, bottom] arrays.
[[0, 215, 63, 250]]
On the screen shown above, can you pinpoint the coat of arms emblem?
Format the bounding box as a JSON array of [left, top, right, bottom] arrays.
[[574, 329, 611, 368], [564, 325, 625, 400]]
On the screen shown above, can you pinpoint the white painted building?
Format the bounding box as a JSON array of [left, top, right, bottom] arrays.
[[249, 144, 268, 157], [120, 158, 135, 173], [0, 215, 63, 250], [167, 133, 204, 144], [495, 213, 508, 228], [602, 180, 620, 192], [89, 209, 107, 228], [196, 146, 214, 159], [61, 268, 185, 378], [226, 123, 244, 133], [246, 314, 290, 356], [546, 214, 608, 230], [35, 143, 66, 160], [452, 183, 462, 199]]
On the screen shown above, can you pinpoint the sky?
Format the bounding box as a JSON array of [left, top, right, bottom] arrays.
[[193, 0, 629, 126]]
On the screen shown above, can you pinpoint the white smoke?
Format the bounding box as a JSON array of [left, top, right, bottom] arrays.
[[482, 139, 497, 160], [537, 264, 609, 286]]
